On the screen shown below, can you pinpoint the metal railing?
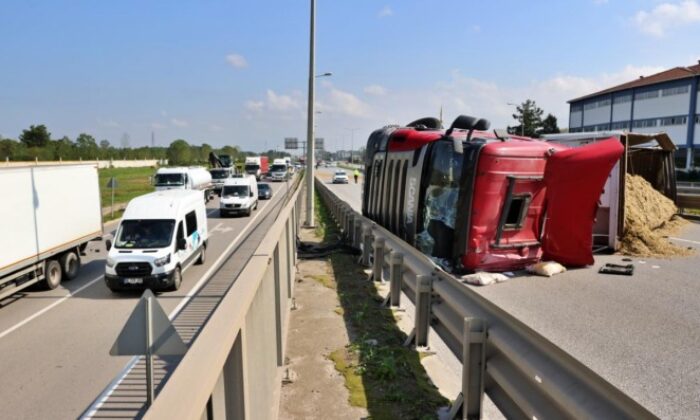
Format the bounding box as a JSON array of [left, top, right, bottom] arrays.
[[315, 178, 656, 420], [144, 179, 303, 420]]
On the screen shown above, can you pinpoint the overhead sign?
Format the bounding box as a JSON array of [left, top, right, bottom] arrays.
[[314, 138, 324, 150], [284, 137, 299, 149]]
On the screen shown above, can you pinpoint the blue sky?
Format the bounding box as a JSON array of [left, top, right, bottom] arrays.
[[1, 0, 699, 152]]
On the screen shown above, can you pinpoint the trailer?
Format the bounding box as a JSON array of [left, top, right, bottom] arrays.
[[244, 156, 269, 180], [154, 166, 214, 201], [0, 164, 103, 299]]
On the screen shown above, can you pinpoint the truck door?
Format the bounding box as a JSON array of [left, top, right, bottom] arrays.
[[541, 138, 623, 266]]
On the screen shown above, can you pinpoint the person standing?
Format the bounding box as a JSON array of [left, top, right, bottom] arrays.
[[353, 168, 360, 184]]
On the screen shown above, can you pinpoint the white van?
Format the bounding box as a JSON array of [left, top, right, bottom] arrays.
[[104, 190, 208, 292], [219, 176, 258, 217]]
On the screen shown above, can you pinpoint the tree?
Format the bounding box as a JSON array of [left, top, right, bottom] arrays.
[[75, 133, 99, 159], [19, 125, 51, 148], [53, 136, 75, 160], [541, 114, 560, 135], [509, 99, 544, 137], [100, 139, 111, 150], [167, 139, 192, 165]]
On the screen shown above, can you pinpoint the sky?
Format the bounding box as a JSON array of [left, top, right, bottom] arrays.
[[1, 0, 699, 152]]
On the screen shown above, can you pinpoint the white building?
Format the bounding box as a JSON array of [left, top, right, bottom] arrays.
[[568, 63, 700, 169]]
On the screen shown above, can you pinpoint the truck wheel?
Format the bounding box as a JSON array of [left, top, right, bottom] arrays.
[[170, 266, 182, 291], [196, 245, 206, 265], [44, 260, 62, 290], [60, 251, 81, 280]]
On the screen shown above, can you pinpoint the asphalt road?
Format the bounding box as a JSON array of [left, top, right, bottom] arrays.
[[317, 166, 700, 420], [0, 181, 291, 420]]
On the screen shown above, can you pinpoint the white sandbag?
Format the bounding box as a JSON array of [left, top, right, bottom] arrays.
[[526, 261, 566, 277], [461, 272, 510, 286]]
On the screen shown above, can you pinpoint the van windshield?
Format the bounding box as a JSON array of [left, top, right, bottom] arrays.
[[115, 219, 175, 249], [210, 169, 229, 180], [271, 164, 287, 172], [222, 185, 249, 197], [155, 173, 185, 186]]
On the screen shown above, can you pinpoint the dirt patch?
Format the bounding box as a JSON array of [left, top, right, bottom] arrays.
[[620, 174, 692, 257]]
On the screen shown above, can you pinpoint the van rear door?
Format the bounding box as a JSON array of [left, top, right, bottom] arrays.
[[541, 138, 623, 266]]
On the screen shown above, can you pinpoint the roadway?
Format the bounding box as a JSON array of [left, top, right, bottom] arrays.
[[317, 166, 700, 420], [0, 180, 292, 420]]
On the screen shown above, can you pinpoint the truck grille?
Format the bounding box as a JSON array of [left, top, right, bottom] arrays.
[[115, 262, 153, 277]]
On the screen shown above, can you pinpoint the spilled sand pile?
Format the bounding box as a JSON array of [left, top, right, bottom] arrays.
[[620, 174, 692, 257]]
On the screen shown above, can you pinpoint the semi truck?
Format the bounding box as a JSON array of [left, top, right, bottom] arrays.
[[244, 156, 269, 180], [154, 167, 213, 200], [0, 164, 103, 299], [269, 158, 289, 181]]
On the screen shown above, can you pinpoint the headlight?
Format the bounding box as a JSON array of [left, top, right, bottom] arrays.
[[154, 254, 171, 267], [106, 257, 116, 268]]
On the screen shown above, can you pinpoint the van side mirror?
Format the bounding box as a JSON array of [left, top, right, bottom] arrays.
[[177, 238, 187, 250], [250, 191, 254, 197], [105, 239, 112, 251]]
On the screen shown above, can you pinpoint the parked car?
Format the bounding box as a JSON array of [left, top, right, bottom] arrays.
[[332, 170, 349, 184], [258, 183, 272, 200]]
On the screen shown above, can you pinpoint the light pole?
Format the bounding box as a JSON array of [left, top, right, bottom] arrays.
[[345, 128, 359, 164], [304, 0, 332, 226], [507, 102, 524, 136]]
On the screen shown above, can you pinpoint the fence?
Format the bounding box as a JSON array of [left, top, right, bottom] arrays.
[[144, 178, 303, 420], [315, 178, 656, 420]]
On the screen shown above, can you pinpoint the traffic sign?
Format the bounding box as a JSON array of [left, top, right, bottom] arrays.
[[314, 138, 324, 150], [285, 137, 299, 149]]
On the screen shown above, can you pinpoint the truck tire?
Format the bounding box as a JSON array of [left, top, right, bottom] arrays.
[[170, 266, 182, 291], [60, 251, 81, 280], [44, 259, 62, 290], [196, 244, 206, 265]]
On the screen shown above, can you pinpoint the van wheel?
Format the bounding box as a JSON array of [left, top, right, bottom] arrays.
[[60, 251, 81, 280], [196, 245, 206, 265], [44, 260, 62, 290], [170, 267, 182, 291]]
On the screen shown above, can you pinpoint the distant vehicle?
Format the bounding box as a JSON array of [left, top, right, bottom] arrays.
[[104, 190, 208, 292], [209, 167, 233, 195], [219, 154, 233, 168], [220, 176, 258, 216], [270, 159, 289, 182], [154, 167, 213, 200], [244, 156, 269, 180], [258, 183, 272, 200], [332, 170, 349, 184], [0, 164, 103, 298], [362, 114, 623, 273]]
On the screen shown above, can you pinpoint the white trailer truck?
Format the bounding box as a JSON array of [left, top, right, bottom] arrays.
[[0, 164, 103, 299], [154, 166, 213, 200]]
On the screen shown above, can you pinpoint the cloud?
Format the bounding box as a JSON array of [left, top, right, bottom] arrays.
[[327, 89, 371, 117], [209, 124, 223, 132], [170, 118, 189, 127], [98, 118, 120, 128], [266, 89, 300, 111], [593, 0, 608, 4], [472, 25, 481, 33], [632, 0, 700, 37], [378, 5, 393, 17], [364, 84, 388, 96], [151, 122, 166, 129], [225, 53, 248, 68], [245, 100, 265, 111]]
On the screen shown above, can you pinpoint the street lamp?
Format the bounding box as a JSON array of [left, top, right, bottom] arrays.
[[507, 102, 524, 136], [345, 128, 359, 164], [305, 0, 333, 227]]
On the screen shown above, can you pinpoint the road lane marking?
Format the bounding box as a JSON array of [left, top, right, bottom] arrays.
[[0, 274, 105, 341], [83, 195, 275, 418]]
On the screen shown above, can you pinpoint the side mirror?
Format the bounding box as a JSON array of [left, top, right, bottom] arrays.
[[105, 239, 112, 251], [177, 238, 187, 250], [250, 192, 254, 197]]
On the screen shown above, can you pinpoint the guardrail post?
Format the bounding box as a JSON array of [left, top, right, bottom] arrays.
[[388, 252, 403, 307], [361, 226, 372, 267], [371, 237, 385, 282], [353, 216, 362, 249], [405, 274, 432, 347], [449, 317, 487, 419], [346, 212, 355, 243]]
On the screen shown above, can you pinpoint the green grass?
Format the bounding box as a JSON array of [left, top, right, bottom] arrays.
[[315, 190, 448, 419], [98, 167, 156, 208]]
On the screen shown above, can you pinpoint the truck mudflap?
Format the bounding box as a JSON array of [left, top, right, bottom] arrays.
[[541, 138, 623, 266]]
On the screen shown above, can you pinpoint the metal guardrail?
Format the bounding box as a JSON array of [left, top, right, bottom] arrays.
[[315, 178, 657, 420], [144, 177, 304, 420]]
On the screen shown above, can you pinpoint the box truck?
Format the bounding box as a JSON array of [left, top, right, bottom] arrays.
[[104, 190, 208, 292], [219, 176, 258, 217], [269, 159, 289, 181], [0, 164, 103, 299], [154, 166, 213, 200], [244, 156, 269, 180]]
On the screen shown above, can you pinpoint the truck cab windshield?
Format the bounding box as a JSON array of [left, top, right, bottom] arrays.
[[115, 220, 175, 249], [222, 185, 249, 197], [245, 164, 260, 172], [271, 164, 287, 172], [210, 170, 229, 180], [155, 173, 185, 186]]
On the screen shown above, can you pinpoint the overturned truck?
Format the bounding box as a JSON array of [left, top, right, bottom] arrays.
[[362, 115, 624, 273]]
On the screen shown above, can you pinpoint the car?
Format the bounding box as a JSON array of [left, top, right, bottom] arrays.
[[332, 170, 349, 184], [258, 183, 272, 200]]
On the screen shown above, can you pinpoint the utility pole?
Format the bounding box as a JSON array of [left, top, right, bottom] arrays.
[[305, 0, 316, 227]]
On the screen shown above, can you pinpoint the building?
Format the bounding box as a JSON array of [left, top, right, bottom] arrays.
[[568, 62, 700, 169]]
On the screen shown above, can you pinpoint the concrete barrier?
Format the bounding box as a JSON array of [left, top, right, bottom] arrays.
[[2, 159, 163, 168]]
